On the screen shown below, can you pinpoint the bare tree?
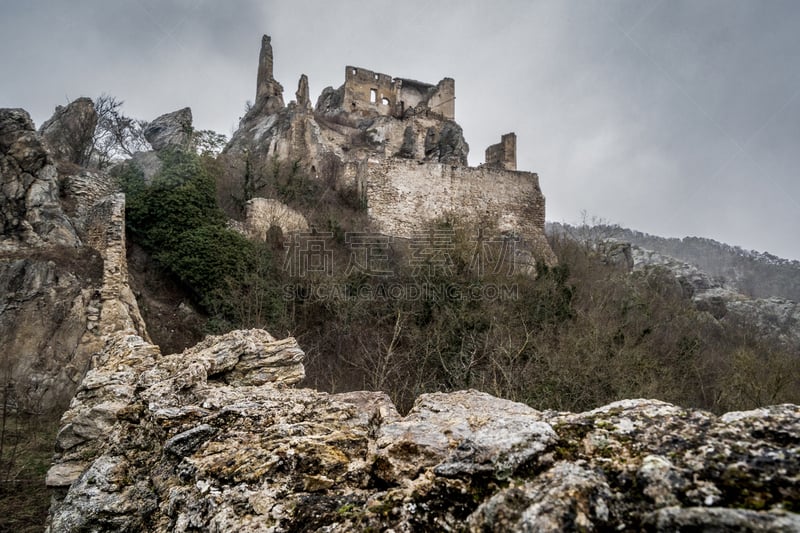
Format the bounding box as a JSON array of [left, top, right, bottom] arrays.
[[88, 94, 149, 169]]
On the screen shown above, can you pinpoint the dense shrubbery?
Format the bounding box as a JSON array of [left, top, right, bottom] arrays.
[[119, 150, 266, 314]]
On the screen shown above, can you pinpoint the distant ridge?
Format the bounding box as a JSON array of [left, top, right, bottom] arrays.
[[546, 222, 800, 302]]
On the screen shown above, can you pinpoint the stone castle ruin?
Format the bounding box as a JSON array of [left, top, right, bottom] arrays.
[[343, 66, 455, 120], [227, 35, 556, 265]]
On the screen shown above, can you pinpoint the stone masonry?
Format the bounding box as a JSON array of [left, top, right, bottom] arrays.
[[343, 66, 455, 120], [485, 132, 517, 171], [227, 36, 556, 265]]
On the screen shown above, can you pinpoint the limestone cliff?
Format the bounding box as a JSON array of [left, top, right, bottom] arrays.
[[46, 328, 799, 531], [0, 106, 147, 413]]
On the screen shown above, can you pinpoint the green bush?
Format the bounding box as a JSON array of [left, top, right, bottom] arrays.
[[120, 149, 281, 317]]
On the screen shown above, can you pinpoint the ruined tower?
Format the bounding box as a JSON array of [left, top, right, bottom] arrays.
[[485, 132, 517, 171]]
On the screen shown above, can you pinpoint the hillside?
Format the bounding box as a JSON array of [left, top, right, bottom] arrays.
[[547, 222, 800, 301]]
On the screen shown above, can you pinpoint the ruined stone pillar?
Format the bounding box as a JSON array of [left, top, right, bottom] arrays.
[[256, 35, 274, 100], [296, 74, 310, 110]]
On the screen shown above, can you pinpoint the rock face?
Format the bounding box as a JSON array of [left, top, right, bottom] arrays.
[[46, 329, 800, 531], [39, 97, 98, 165], [143, 107, 193, 152], [1, 107, 147, 413], [0, 108, 80, 248]]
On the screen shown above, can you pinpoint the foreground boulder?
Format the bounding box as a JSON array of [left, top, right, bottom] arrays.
[[46, 330, 800, 531]]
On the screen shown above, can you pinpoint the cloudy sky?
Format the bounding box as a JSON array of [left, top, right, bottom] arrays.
[[2, 0, 799, 259]]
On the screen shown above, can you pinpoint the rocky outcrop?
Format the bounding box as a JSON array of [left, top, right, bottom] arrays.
[[143, 107, 193, 152], [39, 97, 97, 165], [254, 34, 285, 116], [46, 329, 800, 531], [1, 108, 147, 412], [295, 74, 311, 110], [0, 108, 80, 248], [632, 246, 800, 347]]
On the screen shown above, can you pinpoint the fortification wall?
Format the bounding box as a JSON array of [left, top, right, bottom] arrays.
[[343, 67, 455, 120], [84, 193, 128, 300], [363, 159, 555, 264], [64, 170, 118, 222], [485, 133, 517, 170], [344, 66, 398, 116]]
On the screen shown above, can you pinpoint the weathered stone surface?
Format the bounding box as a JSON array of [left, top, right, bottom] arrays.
[[642, 506, 800, 532], [374, 390, 556, 482], [295, 74, 310, 110], [2, 111, 148, 413], [46, 329, 800, 531], [39, 97, 97, 165], [143, 107, 193, 152], [244, 197, 309, 240], [1, 108, 79, 247], [254, 34, 285, 116]]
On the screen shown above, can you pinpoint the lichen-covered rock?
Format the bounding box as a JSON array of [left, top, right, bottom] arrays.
[[46, 327, 800, 532], [143, 107, 193, 152]]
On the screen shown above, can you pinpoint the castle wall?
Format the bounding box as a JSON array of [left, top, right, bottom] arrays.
[[343, 67, 455, 120], [424, 78, 455, 120], [344, 66, 398, 116], [485, 132, 517, 170], [363, 159, 555, 264]]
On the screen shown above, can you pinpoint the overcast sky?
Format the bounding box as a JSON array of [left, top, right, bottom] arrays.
[[2, 0, 798, 260]]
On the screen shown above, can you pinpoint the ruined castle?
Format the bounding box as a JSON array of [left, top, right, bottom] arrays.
[[228, 35, 556, 265]]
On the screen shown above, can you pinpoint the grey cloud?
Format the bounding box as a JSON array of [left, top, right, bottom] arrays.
[[1, 0, 797, 259]]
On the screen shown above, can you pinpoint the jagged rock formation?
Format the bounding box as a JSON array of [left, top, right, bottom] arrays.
[[119, 106, 194, 184], [143, 107, 193, 153], [255, 35, 285, 116], [38, 97, 97, 166], [0, 109, 81, 248], [46, 329, 800, 531], [225, 35, 555, 265], [0, 107, 147, 412]]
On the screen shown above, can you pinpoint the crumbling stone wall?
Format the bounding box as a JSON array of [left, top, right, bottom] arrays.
[[343, 66, 455, 120], [485, 132, 517, 171], [363, 158, 555, 264], [63, 170, 118, 222], [84, 193, 147, 337], [245, 197, 309, 240]]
